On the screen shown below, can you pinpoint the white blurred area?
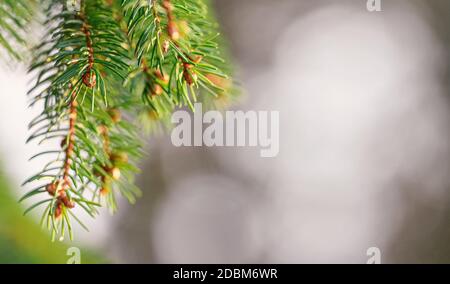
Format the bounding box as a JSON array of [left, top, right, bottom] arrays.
[[143, 0, 450, 263], [0, 0, 449, 263], [251, 3, 449, 263]]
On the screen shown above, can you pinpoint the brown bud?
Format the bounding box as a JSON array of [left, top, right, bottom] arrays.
[[46, 182, 58, 196], [64, 199, 75, 208], [69, 111, 77, 120], [58, 189, 67, 199], [54, 201, 63, 219], [206, 73, 230, 89], [62, 198, 75, 208], [82, 71, 97, 88], [108, 108, 122, 123], [183, 70, 194, 85], [153, 84, 163, 96], [167, 22, 180, 41], [57, 192, 73, 209], [97, 125, 108, 135], [100, 187, 110, 196], [147, 110, 159, 121], [154, 69, 169, 83], [162, 0, 173, 12]]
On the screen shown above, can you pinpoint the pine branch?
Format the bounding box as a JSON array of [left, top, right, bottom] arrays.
[[17, 0, 237, 241], [122, 0, 236, 121], [24, 0, 143, 241]]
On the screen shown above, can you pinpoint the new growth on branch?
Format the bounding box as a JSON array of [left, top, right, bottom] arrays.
[[7, 0, 237, 241]]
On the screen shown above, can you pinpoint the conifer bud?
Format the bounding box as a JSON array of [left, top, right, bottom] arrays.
[[111, 167, 121, 180], [168, 22, 180, 41], [97, 124, 108, 135], [69, 112, 77, 120], [183, 63, 195, 85], [206, 73, 230, 89], [154, 69, 169, 83], [46, 182, 59, 196], [100, 186, 110, 196], [58, 191, 75, 208], [62, 198, 75, 209], [162, 0, 173, 12], [54, 201, 63, 219], [108, 108, 122, 123], [82, 71, 96, 88], [147, 110, 159, 121], [111, 152, 128, 164], [154, 84, 163, 96]]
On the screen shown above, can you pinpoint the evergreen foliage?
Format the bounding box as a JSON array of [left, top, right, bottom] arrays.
[[0, 0, 35, 60], [0, 0, 235, 241]]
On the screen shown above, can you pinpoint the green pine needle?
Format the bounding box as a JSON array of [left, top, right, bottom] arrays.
[[0, 0, 237, 241]]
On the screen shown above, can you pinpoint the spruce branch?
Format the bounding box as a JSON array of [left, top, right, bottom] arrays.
[[122, 0, 236, 121], [23, 0, 143, 241], [2, 0, 238, 241]]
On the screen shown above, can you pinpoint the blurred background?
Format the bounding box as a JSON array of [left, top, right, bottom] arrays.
[[0, 0, 449, 263]]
